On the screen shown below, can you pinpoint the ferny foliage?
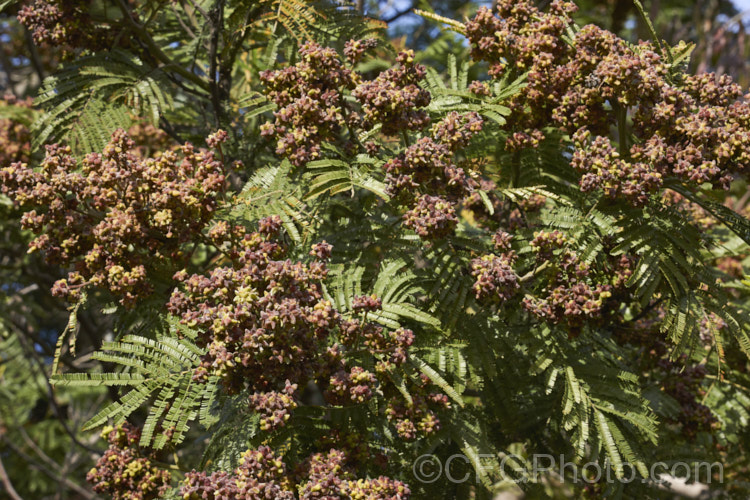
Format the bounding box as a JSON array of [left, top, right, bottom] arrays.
[[1, 0, 750, 498]]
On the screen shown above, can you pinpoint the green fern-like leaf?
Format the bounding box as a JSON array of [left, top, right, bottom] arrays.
[[33, 50, 173, 154], [51, 334, 211, 449]]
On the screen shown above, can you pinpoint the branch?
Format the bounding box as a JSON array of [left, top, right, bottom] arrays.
[[10, 323, 99, 454], [116, 0, 210, 92], [2, 437, 95, 500], [520, 261, 550, 283], [23, 27, 45, 84], [610, 0, 633, 35], [171, 3, 196, 39], [0, 453, 23, 500], [216, 4, 261, 137], [650, 473, 718, 499], [184, 0, 210, 20], [208, 0, 225, 127], [413, 9, 466, 34], [383, 2, 414, 23], [614, 100, 629, 156], [17, 426, 63, 473]]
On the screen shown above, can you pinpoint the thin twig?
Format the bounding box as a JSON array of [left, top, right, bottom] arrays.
[[184, 0, 210, 19], [11, 325, 99, 454], [23, 28, 45, 84], [2, 437, 94, 499], [520, 261, 551, 283], [383, 2, 415, 23], [18, 426, 62, 472], [0, 453, 23, 500], [171, 3, 197, 39], [632, 0, 669, 61], [208, 0, 225, 127], [116, 0, 210, 92]]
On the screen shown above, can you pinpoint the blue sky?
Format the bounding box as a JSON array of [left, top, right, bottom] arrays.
[[735, 0, 750, 10]]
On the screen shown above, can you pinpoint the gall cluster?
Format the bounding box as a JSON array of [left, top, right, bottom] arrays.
[[0, 129, 227, 306], [259, 40, 490, 241], [0, 94, 32, 167], [182, 446, 410, 499], [466, 0, 750, 205], [18, 0, 113, 51], [86, 424, 170, 500], [167, 217, 447, 441], [522, 231, 613, 327], [260, 41, 360, 167]]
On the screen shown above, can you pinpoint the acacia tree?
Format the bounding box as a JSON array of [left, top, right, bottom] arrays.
[[1, 0, 750, 499]]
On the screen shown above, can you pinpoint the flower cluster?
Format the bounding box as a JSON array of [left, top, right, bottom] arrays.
[[385, 113, 482, 199], [86, 424, 170, 500], [250, 380, 298, 432], [169, 219, 436, 439], [530, 230, 567, 260], [466, 1, 750, 204], [168, 216, 333, 393], [352, 293, 382, 312], [523, 234, 613, 328], [315, 430, 383, 469], [1, 129, 227, 305], [182, 446, 292, 499], [403, 194, 458, 239], [555, 25, 666, 135], [523, 279, 612, 327], [256, 42, 486, 241], [465, 0, 578, 147], [567, 31, 750, 198], [339, 319, 414, 372], [328, 366, 378, 404], [471, 254, 519, 303], [352, 50, 431, 136], [260, 41, 434, 165], [18, 0, 112, 51], [260, 41, 359, 166], [126, 119, 175, 158], [633, 73, 750, 191], [385, 112, 484, 239], [608, 254, 635, 289], [430, 111, 484, 151], [572, 130, 662, 206], [0, 94, 32, 167], [298, 449, 410, 499], [492, 229, 514, 252], [468, 80, 491, 97], [307, 241, 331, 261], [181, 446, 410, 500], [372, 327, 414, 367], [385, 374, 451, 440], [344, 38, 379, 65], [384, 139, 448, 196]]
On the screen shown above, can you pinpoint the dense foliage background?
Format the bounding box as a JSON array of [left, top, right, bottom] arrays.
[[2, 1, 750, 499]]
